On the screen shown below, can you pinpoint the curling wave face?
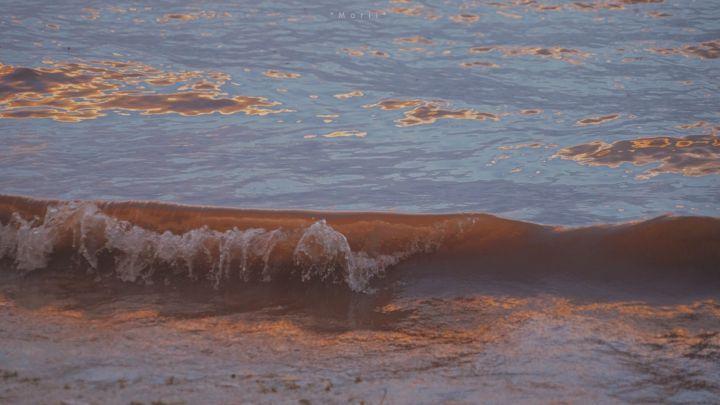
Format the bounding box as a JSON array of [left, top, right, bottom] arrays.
[[0, 194, 719, 292], [0, 195, 461, 291]]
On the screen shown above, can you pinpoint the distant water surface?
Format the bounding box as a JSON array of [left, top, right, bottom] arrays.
[[1, 0, 718, 225]]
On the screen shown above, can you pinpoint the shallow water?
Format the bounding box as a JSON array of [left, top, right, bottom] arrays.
[[1, 0, 720, 403], [1, 270, 719, 404]]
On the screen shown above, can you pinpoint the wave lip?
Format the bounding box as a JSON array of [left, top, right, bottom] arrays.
[[1, 194, 719, 291], [0, 196, 453, 292]]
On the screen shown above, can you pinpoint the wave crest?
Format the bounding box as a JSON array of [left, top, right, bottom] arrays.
[[0, 200, 436, 292], [1, 194, 719, 292]]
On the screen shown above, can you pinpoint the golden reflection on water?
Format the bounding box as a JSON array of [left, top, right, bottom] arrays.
[[0, 60, 290, 122], [263, 70, 302, 79], [647, 10, 671, 18], [394, 36, 434, 45], [488, 0, 664, 13], [460, 60, 501, 68], [677, 121, 712, 130], [364, 99, 426, 111], [450, 14, 481, 24], [556, 134, 720, 179], [470, 45, 590, 64], [652, 39, 720, 60], [0, 257, 718, 403], [497, 10, 524, 19], [576, 113, 621, 126], [387, 5, 441, 20], [333, 90, 364, 100], [156, 11, 231, 24], [519, 109, 543, 115], [4, 285, 716, 368], [81, 7, 100, 20], [365, 98, 502, 127], [396, 105, 501, 127], [340, 47, 389, 58], [304, 130, 367, 139]]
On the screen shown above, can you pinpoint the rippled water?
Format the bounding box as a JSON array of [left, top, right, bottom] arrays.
[[1, 1, 720, 403], [2, 0, 718, 225]]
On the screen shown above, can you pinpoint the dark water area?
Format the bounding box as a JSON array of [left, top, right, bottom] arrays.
[[1, 0, 719, 403]]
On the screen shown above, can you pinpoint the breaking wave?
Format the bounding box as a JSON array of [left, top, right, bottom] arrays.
[[0, 195, 449, 291], [0, 194, 719, 292]]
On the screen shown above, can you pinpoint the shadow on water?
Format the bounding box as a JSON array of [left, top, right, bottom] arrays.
[[2, 249, 718, 334], [0, 265, 409, 333]]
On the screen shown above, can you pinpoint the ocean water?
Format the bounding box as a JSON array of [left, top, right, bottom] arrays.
[[1, 0, 719, 403], [1, 0, 719, 224]]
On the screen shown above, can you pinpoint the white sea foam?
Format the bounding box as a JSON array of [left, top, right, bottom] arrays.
[[293, 219, 403, 291], [0, 202, 420, 292]]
